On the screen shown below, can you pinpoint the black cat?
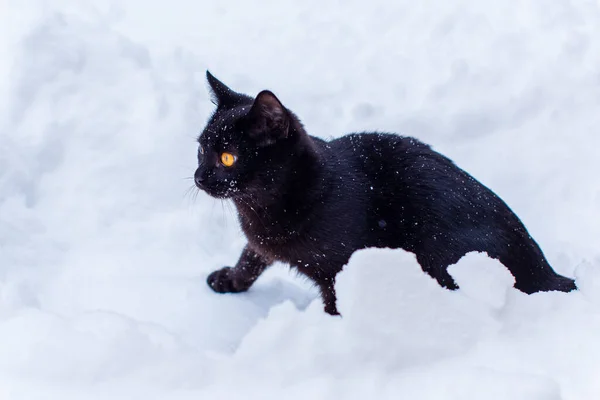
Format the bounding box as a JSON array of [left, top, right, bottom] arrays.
[[195, 71, 576, 315]]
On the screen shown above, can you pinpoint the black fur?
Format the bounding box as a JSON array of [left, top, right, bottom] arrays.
[[195, 71, 576, 316]]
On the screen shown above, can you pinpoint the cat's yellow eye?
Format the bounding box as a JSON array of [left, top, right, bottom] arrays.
[[220, 152, 236, 167]]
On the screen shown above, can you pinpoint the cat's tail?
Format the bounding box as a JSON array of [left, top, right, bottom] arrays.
[[552, 274, 578, 292], [514, 272, 577, 294], [494, 237, 577, 294]]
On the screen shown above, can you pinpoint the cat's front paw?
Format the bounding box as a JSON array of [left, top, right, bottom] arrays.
[[324, 303, 341, 316], [206, 267, 249, 293]]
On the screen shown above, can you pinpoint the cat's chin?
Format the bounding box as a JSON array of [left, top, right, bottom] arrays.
[[199, 186, 240, 200]]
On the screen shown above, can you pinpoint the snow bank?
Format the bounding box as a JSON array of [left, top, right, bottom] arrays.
[[1, 0, 600, 398], [203, 249, 600, 400]]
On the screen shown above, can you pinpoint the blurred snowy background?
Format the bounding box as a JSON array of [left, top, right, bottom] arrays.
[[1, 0, 600, 398]]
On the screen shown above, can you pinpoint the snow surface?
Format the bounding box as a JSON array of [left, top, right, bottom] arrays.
[[2, 0, 600, 398]]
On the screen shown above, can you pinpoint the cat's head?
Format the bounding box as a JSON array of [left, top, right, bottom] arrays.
[[194, 71, 306, 199]]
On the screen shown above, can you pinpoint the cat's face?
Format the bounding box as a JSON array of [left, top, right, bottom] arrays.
[[194, 72, 294, 199]]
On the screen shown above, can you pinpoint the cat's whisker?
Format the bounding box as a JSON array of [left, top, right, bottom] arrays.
[[192, 187, 201, 205], [183, 185, 197, 206], [220, 200, 228, 228], [226, 200, 236, 219]]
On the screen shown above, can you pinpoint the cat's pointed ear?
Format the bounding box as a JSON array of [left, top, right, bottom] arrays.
[[206, 71, 245, 108], [246, 90, 289, 147]]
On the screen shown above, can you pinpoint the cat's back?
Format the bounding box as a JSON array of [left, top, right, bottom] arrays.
[[324, 131, 529, 251], [324, 132, 438, 182], [327, 132, 431, 157], [325, 131, 507, 218]]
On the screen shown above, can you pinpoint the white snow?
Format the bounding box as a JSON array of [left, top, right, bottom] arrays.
[[2, 0, 600, 398]]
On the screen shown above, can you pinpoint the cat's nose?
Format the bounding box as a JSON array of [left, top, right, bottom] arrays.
[[194, 169, 205, 188]]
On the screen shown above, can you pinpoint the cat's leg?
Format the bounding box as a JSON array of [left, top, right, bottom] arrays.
[[207, 246, 271, 293], [430, 268, 459, 290], [296, 263, 341, 316], [318, 275, 340, 316], [416, 254, 459, 290]]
